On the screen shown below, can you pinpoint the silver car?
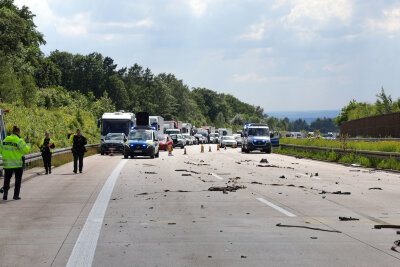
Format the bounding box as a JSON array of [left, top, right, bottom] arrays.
[[220, 136, 237, 148]]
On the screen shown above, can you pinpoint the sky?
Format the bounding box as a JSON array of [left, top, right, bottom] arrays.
[[14, 0, 400, 112]]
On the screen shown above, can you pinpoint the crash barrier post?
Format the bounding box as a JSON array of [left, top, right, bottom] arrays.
[[184, 147, 187, 155], [168, 145, 173, 156], [110, 148, 114, 156], [201, 145, 204, 153], [217, 144, 220, 151], [209, 146, 212, 152], [232, 143, 235, 148]]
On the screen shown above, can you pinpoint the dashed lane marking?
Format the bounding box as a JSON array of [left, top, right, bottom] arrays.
[[66, 159, 128, 267], [256, 197, 296, 217]]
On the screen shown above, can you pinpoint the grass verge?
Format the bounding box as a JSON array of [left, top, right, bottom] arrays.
[[280, 138, 400, 153], [275, 146, 400, 171]]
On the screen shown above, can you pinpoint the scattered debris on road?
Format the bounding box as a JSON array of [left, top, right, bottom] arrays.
[[368, 187, 383, 190], [145, 171, 157, 174], [257, 164, 279, 168], [251, 181, 263, 185], [208, 185, 246, 193], [260, 158, 269, 163], [168, 222, 176, 225], [339, 217, 359, 221], [279, 175, 286, 179], [310, 237, 318, 239], [276, 223, 342, 233], [182, 173, 192, 176]]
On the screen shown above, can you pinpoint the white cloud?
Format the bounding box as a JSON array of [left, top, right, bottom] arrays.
[[188, 0, 211, 18], [368, 7, 400, 34], [280, 0, 353, 39], [237, 20, 267, 40], [233, 73, 294, 83]]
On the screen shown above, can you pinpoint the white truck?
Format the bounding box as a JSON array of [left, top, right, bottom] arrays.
[[182, 123, 193, 135], [218, 128, 232, 137], [149, 116, 164, 135], [98, 111, 135, 142]]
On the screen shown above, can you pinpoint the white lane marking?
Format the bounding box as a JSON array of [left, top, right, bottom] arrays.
[[211, 173, 223, 180], [66, 159, 128, 267], [256, 198, 296, 217]]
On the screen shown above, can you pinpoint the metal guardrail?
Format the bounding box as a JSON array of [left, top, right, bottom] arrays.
[[0, 144, 100, 166], [280, 144, 400, 159]]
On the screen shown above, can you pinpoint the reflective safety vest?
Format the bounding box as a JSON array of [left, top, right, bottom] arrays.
[[40, 138, 55, 153], [69, 134, 74, 146], [0, 134, 31, 169]]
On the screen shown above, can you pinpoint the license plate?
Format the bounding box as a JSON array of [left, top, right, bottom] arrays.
[[256, 148, 263, 150], [134, 150, 142, 153]]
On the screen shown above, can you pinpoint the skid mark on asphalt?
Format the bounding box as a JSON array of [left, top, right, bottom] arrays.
[[256, 197, 297, 217], [66, 159, 128, 267]]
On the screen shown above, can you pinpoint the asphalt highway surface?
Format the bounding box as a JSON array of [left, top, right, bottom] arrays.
[[1, 145, 400, 266]]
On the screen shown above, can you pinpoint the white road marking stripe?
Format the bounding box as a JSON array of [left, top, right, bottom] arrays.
[[211, 173, 223, 180], [256, 197, 296, 217], [66, 159, 128, 267]]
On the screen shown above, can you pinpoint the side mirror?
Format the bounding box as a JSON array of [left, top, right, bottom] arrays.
[[123, 138, 127, 142], [270, 133, 274, 138]]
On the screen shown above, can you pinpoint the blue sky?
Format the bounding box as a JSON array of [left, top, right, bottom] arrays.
[[15, 0, 400, 112]]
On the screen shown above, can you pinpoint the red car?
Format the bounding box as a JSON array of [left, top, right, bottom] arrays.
[[158, 134, 173, 150]]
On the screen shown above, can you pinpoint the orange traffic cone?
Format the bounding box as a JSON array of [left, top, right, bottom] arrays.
[[168, 145, 173, 156], [224, 145, 226, 150], [201, 145, 204, 153], [217, 144, 220, 151], [110, 148, 114, 156]]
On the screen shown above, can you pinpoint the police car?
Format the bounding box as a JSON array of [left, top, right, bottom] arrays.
[[123, 126, 160, 159]]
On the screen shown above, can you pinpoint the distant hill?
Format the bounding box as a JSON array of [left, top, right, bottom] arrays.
[[266, 110, 340, 124]]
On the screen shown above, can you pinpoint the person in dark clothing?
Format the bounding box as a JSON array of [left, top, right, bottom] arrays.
[[39, 132, 55, 174], [70, 129, 87, 174]]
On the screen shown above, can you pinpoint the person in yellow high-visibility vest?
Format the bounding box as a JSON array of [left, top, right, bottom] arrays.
[[39, 132, 55, 174], [0, 126, 30, 200]]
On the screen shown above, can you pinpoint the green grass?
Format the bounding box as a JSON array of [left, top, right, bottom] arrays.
[[275, 146, 400, 171], [1, 103, 100, 153], [280, 138, 400, 153]]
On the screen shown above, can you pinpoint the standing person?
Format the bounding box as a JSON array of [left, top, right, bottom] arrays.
[[0, 126, 30, 200], [71, 129, 87, 174], [39, 132, 55, 174]]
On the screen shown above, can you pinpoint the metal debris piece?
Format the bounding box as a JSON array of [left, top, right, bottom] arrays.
[[168, 222, 176, 225], [368, 187, 382, 190], [332, 191, 351, 195], [279, 175, 286, 179], [391, 240, 400, 252], [257, 164, 279, 168], [260, 158, 269, 163], [251, 181, 263, 185], [374, 225, 400, 229], [276, 223, 341, 233], [339, 217, 359, 221], [145, 172, 157, 174], [182, 173, 192, 176]]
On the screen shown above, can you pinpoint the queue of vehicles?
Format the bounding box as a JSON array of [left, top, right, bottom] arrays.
[[97, 111, 281, 159]]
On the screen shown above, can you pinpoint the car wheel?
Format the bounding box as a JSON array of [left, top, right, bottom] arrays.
[[101, 152, 104, 155], [265, 148, 272, 154], [124, 154, 128, 159], [155, 149, 159, 158]]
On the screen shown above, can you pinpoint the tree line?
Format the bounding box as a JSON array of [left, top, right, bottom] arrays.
[[0, 0, 341, 137]]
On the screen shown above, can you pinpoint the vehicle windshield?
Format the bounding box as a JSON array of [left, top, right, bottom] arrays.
[[128, 131, 152, 140], [210, 133, 219, 137], [102, 120, 130, 136], [223, 136, 235, 140], [105, 134, 124, 141], [177, 134, 183, 139], [158, 136, 166, 141], [183, 134, 190, 139], [248, 128, 269, 137]]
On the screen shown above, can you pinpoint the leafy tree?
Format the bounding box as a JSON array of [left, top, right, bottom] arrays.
[[292, 119, 309, 131], [375, 87, 393, 115]]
